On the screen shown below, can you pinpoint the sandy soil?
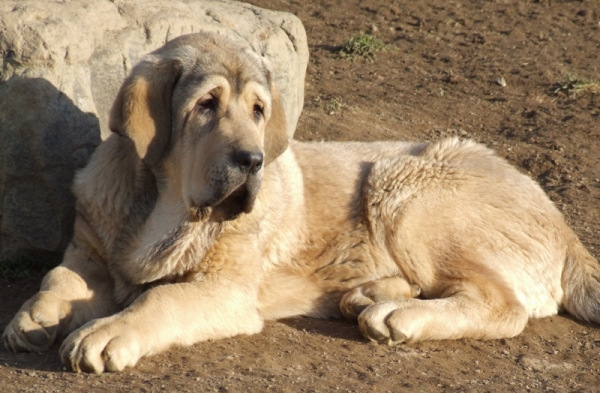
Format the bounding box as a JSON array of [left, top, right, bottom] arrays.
[[1, 0, 600, 391]]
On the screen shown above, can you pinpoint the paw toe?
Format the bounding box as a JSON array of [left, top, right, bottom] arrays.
[[362, 322, 389, 342], [387, 326, 408, 344], [60, 320, 140, 374], [103, 336, 138, 372], [340, 289, 374, 321], [352, 304, 369, 317]]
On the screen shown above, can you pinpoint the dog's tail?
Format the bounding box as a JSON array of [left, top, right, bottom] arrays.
[[561, 235, 600, 324]]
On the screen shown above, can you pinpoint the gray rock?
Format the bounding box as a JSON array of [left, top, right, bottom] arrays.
[[0, 0, 308, 262], [0, 77, 100, 262]]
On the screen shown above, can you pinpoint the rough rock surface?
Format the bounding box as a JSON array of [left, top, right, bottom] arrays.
[[0, 0, 308, 261]]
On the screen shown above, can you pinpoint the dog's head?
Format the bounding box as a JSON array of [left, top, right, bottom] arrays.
[[109, 33, 289, 222]]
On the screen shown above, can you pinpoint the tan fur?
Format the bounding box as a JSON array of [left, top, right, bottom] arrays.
[[340, 276, 421, 321], [4, 33, 600, 373], [110, 58, 183, 166]]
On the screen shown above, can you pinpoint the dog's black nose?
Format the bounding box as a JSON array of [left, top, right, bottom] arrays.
[[233, 150, 264, 174]]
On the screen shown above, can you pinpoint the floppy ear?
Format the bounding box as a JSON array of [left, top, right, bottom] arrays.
[[264, 84, 289, 166], [109, 57, 183, 167]]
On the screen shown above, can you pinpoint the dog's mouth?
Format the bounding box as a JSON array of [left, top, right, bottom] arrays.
[[212, 182, 253, 221], [189, 179, 259, 223]]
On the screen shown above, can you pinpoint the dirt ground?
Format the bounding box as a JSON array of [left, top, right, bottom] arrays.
[[2, 0, 600, 391]]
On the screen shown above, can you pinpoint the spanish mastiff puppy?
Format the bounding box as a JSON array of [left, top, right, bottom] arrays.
[[4, 32, 600, 373]]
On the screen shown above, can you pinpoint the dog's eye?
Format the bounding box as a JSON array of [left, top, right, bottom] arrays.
[[253, 103, 264, 120], [196, 96, 216, 112]]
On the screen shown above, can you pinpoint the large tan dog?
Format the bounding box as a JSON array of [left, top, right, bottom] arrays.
[[4, 32, 600, 374]]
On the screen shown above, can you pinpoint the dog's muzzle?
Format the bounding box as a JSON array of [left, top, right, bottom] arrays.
[[188, 149, 264, 222]]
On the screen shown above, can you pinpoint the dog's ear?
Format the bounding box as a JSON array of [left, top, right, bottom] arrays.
[[109, 57, 183, 167], [264, 83, 289, 166]]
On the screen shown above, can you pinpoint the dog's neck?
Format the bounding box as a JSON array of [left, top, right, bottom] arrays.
[[108, 179, 224, 305]]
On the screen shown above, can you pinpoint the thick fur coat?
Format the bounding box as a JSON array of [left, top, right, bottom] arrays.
[[4, 32, 600, 374]]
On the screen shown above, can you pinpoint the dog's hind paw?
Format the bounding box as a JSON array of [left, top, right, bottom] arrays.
[[339, 276, 421, 321], [340, 287, 375, 321], [357, 301, 413, 346]]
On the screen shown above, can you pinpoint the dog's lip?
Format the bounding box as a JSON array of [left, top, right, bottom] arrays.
[[211, 182, 254, 222], [188, 180, 255, 222], [212, 180, 249, 207], [220, 183, 250, 210]]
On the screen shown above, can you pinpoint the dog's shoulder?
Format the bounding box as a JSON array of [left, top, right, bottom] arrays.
[[73, 134, 158, 252]]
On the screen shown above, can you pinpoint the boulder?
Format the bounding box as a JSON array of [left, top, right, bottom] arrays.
[[0, 0, 308, 262]]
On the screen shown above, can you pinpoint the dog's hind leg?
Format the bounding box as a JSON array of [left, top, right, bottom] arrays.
[[356, 274, 528, 345], [340, 276, 421, 321]]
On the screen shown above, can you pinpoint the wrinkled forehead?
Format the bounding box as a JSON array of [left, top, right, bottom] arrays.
[[187, 49, 268, 92], [160, 37, 270, 102]]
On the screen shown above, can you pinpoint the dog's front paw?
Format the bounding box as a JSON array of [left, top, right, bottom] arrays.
[[3, 291, 72, 353], [357, 300, 418, 346], [59, 316, 141, 374]]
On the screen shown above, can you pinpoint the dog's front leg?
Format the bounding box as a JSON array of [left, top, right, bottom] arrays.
[[59, 275, 263, 373], [3, 222, 119, 353]]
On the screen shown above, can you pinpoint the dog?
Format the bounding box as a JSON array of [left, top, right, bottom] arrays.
[[4, 32, 600, 374]]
